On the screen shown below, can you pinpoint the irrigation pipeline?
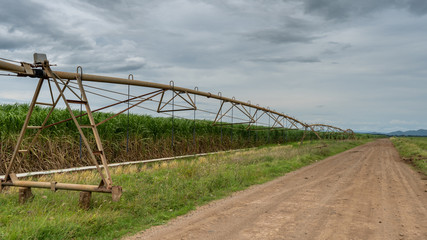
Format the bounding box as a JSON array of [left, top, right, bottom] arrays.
[[0, 147, 258, 181], [0, 56, 357, 141], [0, 54, 355, 204], [0, 57, 356, 135], [0, 57, 314, 132], [54, 79, 274, 130], [309, 124, 355, 139]]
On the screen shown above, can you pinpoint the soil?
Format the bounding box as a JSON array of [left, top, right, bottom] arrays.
[[125, 139, 427, 240]]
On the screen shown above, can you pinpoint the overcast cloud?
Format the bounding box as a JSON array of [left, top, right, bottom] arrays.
[[0, 0, 426, 132]]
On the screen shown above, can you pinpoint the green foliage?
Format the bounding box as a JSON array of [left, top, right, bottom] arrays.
[[390, 137, 427, 175], [0, 139, 369, 239], [0, 103, 298, 141], [0, 103, 332, 174]]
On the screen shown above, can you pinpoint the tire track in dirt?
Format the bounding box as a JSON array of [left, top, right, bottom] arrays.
[[125, 139, 427, 240]]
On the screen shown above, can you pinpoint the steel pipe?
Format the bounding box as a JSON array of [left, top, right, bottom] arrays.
[[309, 124, 346, 132], [2, 180, 112, 193], [0, 59, 308, 128]]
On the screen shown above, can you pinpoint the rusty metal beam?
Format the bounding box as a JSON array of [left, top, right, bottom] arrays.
[[0, 57, 355, 143], [157, 90, 196, 113], [213, 102, 256, 125], [310, 124, 346, 132], [96, 90, 163, 126], [0, 55, 355, 206], [0, 59, 309, 129], [2, 180, 112, 193], [309, 124, 354, 140]]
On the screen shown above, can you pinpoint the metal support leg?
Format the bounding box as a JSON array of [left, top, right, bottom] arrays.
[[3, 78, 45, 181], [79, 191, 91, 210], [45, 63, 113, 189], [193, 87, 197, 154], [300, 127, 307, 145], [19, 187, 34, 204]]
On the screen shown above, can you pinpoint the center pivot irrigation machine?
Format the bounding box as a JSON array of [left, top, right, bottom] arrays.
[[0, 53, 354, 206]]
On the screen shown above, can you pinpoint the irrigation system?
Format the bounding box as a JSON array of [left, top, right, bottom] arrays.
[[309, 124, 355, 140], [0, 53, 354, 207]]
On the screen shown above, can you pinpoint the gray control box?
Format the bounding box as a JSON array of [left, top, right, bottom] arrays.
[[33, 53, 47, 64]]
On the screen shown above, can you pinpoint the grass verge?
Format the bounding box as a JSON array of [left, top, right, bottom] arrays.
[[1, 103, 323, 174], [390, 137, 427, 175], [0, 139, 369, 239]]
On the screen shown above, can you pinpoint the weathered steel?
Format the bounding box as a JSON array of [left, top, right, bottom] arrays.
[[157, 90, 196, 113], [0, 56, 355, 147], [0, 58, 309, 129], [2, 180, 113, 193], [1, 60, 123, 203], [0, 55, 356, 207], [309, 124, 355, 139], [3, 77, 45, 181], [96, 90, 163, 126], [19, 187, 34, 204], [79, 191, 92, 209], [45, 65, 112, 188]]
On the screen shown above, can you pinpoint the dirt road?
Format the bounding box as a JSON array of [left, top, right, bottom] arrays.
[[126, 139, 427, 240]]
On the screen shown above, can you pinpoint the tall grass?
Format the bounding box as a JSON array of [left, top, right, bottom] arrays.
[[0, 139, 369, 239], [390, 137, 427, 175], [1, 103, 351, 174], [0, 104, 311, 141]]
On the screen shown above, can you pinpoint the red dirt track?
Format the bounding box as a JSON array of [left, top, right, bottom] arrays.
[[126, 139, 427, 240]]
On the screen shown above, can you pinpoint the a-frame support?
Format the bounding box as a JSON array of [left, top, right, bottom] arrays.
[[1, 61, 121, 203]]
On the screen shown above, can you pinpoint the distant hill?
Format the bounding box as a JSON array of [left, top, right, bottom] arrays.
[[387, 129, 427, 136]]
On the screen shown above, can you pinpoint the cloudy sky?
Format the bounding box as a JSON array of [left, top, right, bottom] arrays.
[[0, 0, 426, 132]]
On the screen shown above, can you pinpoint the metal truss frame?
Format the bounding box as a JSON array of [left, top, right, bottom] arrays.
[[0, 55, 354, 205], [309, 124, 355, 140], [157, 89, 196, 113], [0, 59, 315, 132]]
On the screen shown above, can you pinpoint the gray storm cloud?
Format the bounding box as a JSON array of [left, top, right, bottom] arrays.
[[0, 0, 426, 132]]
